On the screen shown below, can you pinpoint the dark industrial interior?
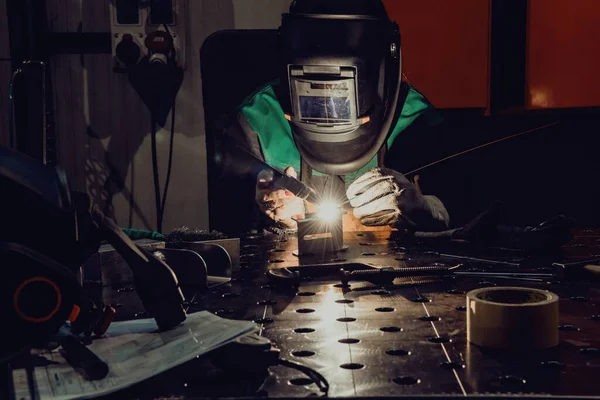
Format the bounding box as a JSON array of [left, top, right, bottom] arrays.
[[1, 0, 600, 399]]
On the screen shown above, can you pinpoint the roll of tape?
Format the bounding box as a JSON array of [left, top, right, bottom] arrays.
[[467, 287, 559, 350]]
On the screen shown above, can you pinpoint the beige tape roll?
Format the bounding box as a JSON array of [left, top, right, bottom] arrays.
[[467, 287, 559, 350]]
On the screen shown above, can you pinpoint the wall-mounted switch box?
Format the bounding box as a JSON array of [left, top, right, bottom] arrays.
[[109, 0, 187, 72]]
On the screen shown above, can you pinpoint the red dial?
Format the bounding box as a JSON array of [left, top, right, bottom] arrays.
[[145, 31, 173, 54]]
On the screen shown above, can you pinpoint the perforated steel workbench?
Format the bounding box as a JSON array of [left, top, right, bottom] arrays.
[[95, 229, 600, 399]]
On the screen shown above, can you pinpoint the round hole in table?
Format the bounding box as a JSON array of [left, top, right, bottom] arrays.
[[333, 283, 351, 288], [419, 316, 441, 322], [338, 338, 360, 344], [412, 296, 431, 303], [440, 361, 465, 370], [429, 336, 451, 343], [254, 318, 274, 324], [393, 376, 420, 385], [340, 363, 365, 370], [386, 349, 411, 356], [294, 327, 315, 333], [380, 326, 402, 333], [257, 300, 277, 306], [558, 324, 580, 331], [289, 378, 314, 386], [292, 350, 316, 357]]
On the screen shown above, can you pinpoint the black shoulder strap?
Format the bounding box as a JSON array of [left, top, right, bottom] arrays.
[[377, 82, 411, 168], [236, 112, 266, 161], [377, 145, 387, 168], [301, 157, 346, 189], [300, 157, 313, 186]]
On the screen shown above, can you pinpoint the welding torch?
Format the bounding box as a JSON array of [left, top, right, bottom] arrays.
[[237, 145, 322, 204], [268, 164, 322, 205]]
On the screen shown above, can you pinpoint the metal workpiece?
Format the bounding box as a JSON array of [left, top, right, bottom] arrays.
[[87, 229, 600, 398], [295, 211, 345, 256]]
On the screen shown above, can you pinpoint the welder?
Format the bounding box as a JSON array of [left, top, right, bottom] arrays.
[[217, 0, 452, 235]]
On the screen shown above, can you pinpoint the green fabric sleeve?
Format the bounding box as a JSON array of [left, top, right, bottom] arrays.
[[121, 228, 165, 241], [386, 85, 443, 150]]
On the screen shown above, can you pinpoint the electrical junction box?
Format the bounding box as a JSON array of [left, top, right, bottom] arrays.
[[109, 0, 187, 72]]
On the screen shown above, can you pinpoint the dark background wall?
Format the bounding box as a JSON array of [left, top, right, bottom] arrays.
[[0, 0, 290, 233], [0, 0, 10, 147], [383, 0, 600, 227]]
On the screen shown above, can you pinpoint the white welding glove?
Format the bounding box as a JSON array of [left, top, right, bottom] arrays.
[[255, 166, 305, 230], [346, 168, 450, 231]]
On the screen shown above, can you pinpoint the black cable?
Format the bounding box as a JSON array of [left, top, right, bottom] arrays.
[[158, 22, 177, 230], [161, 98, 176, 217], [279, 358, 329, 396], [162, 23, 177, 61], [150, 115, 163, 232], [8, 68, 23, 149], [156, 24, 177, 225], [148, 21, 178, 233]]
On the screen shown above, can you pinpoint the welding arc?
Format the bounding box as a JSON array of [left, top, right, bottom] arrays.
[[404, 121, 560, 177]]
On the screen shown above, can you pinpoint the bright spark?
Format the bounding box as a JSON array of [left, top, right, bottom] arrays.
[[316, 200, 341, 223]]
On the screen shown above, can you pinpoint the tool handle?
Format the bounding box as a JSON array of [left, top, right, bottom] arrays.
[[274, 173, 321, 204]]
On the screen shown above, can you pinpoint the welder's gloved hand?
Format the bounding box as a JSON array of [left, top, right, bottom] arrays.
[[255, 166, 305, 230], [347, 168, 450, 231]]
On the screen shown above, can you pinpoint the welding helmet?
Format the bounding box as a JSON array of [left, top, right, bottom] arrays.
[[278, 0, 402, 176]]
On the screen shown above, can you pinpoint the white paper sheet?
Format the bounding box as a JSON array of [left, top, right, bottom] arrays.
[[11, 311, 258, 400]]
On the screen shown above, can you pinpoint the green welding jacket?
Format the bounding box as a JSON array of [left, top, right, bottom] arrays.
[[214, 80, 446, 234], [236, 80, 443, 186]]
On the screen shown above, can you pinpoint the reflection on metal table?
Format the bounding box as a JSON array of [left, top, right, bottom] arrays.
[[89, 229, 600, 398]]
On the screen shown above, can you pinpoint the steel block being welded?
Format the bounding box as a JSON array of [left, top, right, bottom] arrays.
[[293, 206, 347, 256]]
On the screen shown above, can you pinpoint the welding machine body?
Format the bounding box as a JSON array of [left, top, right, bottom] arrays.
[[0, 146, 186, 362], [0, 147, 99, 361]]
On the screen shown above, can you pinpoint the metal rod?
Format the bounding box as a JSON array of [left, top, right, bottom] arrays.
[[439, 253, 521, 267], [404, 122, 560, 176], [459, 275, 549, 283], [454, 271, 554, 278], [8, 68, 24, 149]]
